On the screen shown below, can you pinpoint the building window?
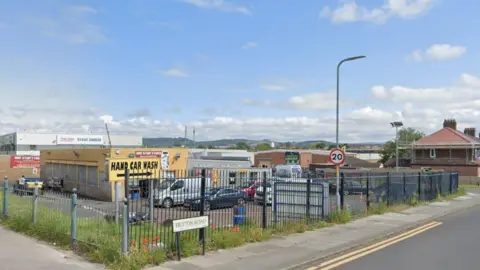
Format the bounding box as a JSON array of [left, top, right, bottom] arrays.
[[429, 149, 436, 159]]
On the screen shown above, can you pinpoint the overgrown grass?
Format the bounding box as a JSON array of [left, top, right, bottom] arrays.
[[0, 187, 468, 270], [460, 184, 480, 189]]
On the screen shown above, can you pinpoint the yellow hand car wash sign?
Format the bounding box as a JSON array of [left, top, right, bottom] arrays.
[[109, 158, 160, 181]]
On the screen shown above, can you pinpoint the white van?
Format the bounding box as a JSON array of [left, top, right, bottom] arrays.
[[275, 165, 302, 178], [152, 177, 211, 208]]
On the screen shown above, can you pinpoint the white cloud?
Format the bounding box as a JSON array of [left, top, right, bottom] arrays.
[[321, 0, 433, 24], [260, 84, 286, 91], [288, 92, 356, 110], [31, 5, 107, 44], [241, 41, 258, 49], [157, 68, 189, 78], [178, 0, 251, 14], [407, 44, 467, 61]]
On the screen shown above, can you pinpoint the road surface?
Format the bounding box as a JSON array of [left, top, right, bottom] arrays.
[[310, 204, 480, 270]]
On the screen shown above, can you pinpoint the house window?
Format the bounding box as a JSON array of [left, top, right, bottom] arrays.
[[429, 149, 436, 159]]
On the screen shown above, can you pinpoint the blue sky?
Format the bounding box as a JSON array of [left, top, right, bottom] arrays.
[[1, 0, 479, 142]]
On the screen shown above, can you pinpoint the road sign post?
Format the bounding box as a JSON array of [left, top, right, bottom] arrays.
[[329, 148, 346, 211]]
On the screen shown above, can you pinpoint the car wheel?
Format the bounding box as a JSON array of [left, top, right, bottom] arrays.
[[162, 198, 173, 208], [204, 201, 211, 211], [343, 190, 349, 196], [237, 198, 245, 205]]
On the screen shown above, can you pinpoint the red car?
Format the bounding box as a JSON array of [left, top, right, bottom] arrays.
[[240, 180, 261, 200]]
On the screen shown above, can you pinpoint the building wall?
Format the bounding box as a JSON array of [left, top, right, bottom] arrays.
[[411, 164, 478, 177], [189, 149, 254, 162], [351, 153, 381, 161], [0, 156, 39, 183], [0, 133, 143, 156], [254, 152, 286, 167], [40, 147, 189, 201], [299, 153, 312, 168]]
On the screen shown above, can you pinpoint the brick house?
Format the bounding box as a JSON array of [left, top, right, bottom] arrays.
[[411, 119, 480, 178], [254, 150, 332, 169]]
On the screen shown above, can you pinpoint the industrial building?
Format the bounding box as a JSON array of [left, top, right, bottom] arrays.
[[188, 149, 254, 169], [0, 132, 143, 156], [40, 148, 189, 201]]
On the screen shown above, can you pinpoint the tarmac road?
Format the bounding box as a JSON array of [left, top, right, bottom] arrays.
[[317, 204, 480, 270]]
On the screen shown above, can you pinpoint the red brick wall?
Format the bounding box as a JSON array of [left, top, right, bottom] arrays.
[[254, 152, 286, 167], [299, 153, 312, 168], [411, 164, 478, 177], [312, 154, 329, 164]]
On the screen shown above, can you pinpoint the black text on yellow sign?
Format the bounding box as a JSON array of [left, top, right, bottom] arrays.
[[109, 158, 160, 181]]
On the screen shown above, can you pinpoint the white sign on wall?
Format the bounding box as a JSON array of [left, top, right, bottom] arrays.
[[56, 135, 104, 145]]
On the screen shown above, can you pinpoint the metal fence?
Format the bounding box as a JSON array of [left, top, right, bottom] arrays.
[[0, 170, 459, 257]]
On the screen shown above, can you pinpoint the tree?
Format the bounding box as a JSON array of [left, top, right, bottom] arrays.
[[379, 127, 425, 164], [231, 142, 250, 150], [255, 143, 272, 151], [313, 142, 327, 149], [197, 144, 206, 149]]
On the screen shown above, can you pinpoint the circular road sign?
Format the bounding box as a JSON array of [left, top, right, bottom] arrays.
[[329, 148, 346, 165]]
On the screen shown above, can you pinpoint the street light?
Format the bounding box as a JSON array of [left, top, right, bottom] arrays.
[[335, 55, 366, 210], [390, 121, 404, 172]]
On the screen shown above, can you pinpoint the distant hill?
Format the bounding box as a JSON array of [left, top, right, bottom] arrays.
[[142, 137, 382, 148]]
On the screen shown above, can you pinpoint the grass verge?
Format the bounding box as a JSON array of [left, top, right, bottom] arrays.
[[460, 184, 480, 189], [0, 188, 467, 270]]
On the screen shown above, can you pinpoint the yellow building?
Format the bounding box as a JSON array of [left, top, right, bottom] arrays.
[[40, 148, 189, 201]]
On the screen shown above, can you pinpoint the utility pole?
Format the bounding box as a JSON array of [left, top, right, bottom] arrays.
[[184, 126, 187, 148], [193, 127, 196, 148]]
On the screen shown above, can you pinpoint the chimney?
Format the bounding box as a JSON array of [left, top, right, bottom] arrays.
[[443, 119, 457, 130], [464, 127, 476, 137]]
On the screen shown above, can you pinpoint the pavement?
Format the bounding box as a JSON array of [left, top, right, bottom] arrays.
[[328, 204, 480, 270], [0, 226, 102, 270], [151, 190, 480, 270]]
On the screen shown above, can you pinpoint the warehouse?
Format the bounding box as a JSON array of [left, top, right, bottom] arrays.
[[0, 132, 142, 156], [40, 148, 189, 201]]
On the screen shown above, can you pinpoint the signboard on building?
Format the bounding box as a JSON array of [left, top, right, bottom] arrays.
[[108, 158, 161, 181], [10, 156, 40, 169], [135, 151, 162, 158], [285, 151, 300, 165], [56, 135, 104, 145]]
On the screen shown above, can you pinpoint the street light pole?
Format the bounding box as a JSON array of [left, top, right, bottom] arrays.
[[335, 55, 366, 210]]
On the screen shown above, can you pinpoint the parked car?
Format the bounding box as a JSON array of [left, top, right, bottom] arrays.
[[183, 187, 247, 211], [152, 177, 212, 208], [240, 180, 261, 200], [328, 180, 368, 196]]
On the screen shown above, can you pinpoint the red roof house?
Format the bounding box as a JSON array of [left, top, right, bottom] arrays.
[[411, 119, 480, 177]]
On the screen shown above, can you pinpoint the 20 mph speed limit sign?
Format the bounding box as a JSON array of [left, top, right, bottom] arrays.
[[329, 148, 346, 165]]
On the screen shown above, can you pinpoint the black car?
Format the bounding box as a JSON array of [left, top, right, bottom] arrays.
[[184, 188, 247, 211], [328, 180, 368, 196]]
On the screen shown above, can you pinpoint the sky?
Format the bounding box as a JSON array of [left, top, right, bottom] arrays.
[[0, 0, 479, 143]]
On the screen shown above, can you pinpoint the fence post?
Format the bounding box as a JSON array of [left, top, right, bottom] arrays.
[[449, 172, 453, 194], [115, 182, 120, 224], [32, 187, 38, 224], [149, 178, 154, 226], [366, 172, 370, 210], [306, 174, 311, 221], [262, 171, 267, 229], [199, 169, 206, 243], [417, 172, 422, 201], [70, 188, 77, 247], [403, 173, 407, 202], [122, 168, 130, 254], [3, 177, 8, 218], [340, 172, 345, 210], [386, 172, 391, 207]]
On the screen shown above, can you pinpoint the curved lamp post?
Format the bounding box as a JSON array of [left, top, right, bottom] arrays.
[[335, 55, 366, 210]]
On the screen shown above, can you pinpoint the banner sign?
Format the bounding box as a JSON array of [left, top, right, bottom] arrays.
[[135, 151, 162, 158], [10, 156, 40, 169], [56, 135, 104, 145]]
